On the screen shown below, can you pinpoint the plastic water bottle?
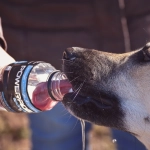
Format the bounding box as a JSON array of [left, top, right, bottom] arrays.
[[0, 61, 72, 113]]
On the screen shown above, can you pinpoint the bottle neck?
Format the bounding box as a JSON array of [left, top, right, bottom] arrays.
[[48, 71, 72, 101]]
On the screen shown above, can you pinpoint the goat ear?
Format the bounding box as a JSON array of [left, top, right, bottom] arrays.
[[142, 43, 150, 61]]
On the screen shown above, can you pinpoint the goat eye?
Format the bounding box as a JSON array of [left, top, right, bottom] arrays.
[[142, 43, 150, 61]]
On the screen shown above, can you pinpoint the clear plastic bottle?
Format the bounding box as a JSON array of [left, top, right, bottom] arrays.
[[0, 61, 72, 113]]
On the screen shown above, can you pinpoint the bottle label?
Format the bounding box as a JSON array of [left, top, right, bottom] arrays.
[[2, 61, 42, 113]]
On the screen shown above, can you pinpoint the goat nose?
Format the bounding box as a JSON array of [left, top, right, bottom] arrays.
[[63, 48, 76, 60]]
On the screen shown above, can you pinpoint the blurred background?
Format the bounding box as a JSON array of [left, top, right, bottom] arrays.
[[0, 112, 116, 150], [0, 0, 150, 149]]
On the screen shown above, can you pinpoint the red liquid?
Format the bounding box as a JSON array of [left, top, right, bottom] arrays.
[[32, 79, 72, 111]]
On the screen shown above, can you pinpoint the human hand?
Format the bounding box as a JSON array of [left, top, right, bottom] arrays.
[[0, 46, 15, 109]]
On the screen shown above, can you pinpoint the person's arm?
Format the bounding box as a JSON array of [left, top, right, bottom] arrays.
[[0, 46, 15, 67], [0, 18, 15, 68]]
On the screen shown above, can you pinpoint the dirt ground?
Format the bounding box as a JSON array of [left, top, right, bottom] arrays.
[[0, 112, 116, 150]]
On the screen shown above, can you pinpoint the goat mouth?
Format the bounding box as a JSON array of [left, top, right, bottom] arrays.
[[63, 93, 113, 109]]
